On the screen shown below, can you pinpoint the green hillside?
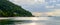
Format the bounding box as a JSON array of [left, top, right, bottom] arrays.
[[0, 0, 34, 17]]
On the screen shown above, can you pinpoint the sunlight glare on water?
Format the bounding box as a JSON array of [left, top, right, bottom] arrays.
[[14, 17, 50, 25], [32, 17, 39, 20], [17, 22, 46, 25], [12, 17, 49, 20], [32, 17, 49, 20], [28, 22, 36, 25], [17, 22, 36, 25]]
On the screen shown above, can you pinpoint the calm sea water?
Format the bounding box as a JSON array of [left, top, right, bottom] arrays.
[[1, 17, 60, 25], [13, 17, 60, 25]]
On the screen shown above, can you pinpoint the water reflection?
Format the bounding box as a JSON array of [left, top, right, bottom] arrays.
[[0, 19, 15, 25], [0, 17, 60, 25]]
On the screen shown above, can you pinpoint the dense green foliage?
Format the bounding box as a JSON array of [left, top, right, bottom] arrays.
[[0, 0, 34, 17]]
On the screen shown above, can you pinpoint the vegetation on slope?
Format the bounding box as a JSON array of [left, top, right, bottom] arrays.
[[0, 0, 34, 17]]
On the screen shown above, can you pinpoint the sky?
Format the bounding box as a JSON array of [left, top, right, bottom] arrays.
[[9, 0, 60, 16]]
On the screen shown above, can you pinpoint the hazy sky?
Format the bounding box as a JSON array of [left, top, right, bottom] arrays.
[[9, 0, 60, 16]]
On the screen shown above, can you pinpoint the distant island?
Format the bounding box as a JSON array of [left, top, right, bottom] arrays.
[[0, 0, 34, 17]]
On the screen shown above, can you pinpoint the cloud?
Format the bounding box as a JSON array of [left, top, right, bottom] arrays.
[[35, 0, 45, 4], [10, 0, 32, 5], [32, 12, 42, 16], [32, 9, 60, 16], [56, 4, 60, 6], [9, 0, 46, 5], [50, 0, 56, 2], [53, 9, 60, 16], [44, 9, 60, 16], [9, 0, 47, 12], [45, 6, 55, 8], [9, 0, 60, 16], [32, 12, 54, 16], [45, 4, 60, 9]]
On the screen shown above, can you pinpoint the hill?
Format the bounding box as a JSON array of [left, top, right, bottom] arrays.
[[0, 0, 34, 17]]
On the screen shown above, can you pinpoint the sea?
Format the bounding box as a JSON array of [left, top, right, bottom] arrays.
[[0, 17, 60, 25]]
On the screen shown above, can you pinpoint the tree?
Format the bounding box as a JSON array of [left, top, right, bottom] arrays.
[[0, 0, 34, 17]]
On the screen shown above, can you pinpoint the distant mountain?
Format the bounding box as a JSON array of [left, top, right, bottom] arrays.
[[0, 0, 34, 17]]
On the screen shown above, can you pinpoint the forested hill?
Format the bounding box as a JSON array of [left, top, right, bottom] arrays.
[[0, 0, 34, 17]]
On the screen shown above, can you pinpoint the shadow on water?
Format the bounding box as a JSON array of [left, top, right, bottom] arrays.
[[0, 19, 32, 25], [0, 19, 15, 25], [0, 19, 27, 25]]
